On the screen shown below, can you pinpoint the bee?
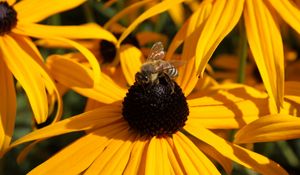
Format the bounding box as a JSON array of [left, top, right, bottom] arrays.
[[135, 42, 182, 93]]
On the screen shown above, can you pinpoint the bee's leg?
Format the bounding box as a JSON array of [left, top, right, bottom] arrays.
[[159, 73, 175, 94]]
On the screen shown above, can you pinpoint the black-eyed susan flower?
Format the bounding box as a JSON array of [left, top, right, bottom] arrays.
[[118, 0, 300, 112], [0, 0, 116, 156], [11, 42, 289, 174], [234, 81, 300, 144]]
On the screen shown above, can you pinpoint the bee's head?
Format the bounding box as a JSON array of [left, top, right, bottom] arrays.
[[135, 71, 151, 85]]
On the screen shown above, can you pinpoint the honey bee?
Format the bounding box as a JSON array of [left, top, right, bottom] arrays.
[[135, 42, 182, 93]]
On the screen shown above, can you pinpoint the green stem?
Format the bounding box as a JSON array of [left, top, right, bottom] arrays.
[[83, 1, 95, 22], [237, 22, 247, 83], [277, 141, 300, 168]]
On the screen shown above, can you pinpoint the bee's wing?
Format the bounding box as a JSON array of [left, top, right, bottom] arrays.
[[147, 42, 165, 61], [168, 60, 186, 68]]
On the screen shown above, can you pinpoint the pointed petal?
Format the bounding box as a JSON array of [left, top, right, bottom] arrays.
[[235, 114, 300, 143], [84, 128, 134, 175], [187, 84, 272, 129], [7, 0, 16, 5], [11, 103, 123, 148], [145, 137, 160, 175], [13, 30, 101, 85], [119, 44, 144, 86], [29, 122, 128, 175], [195, 0, 244, 76], [104, 0, 151, 29], [163, 138, 184, 174], [118, 0, 185, 46], [136, 32, 168, 46], [174, 132, 220, 175], [244, 0, 284, 110], [0, 35, 48, 123], [14, 0, 85, 23], [168, 4, 184, 27], [9, 33, 63, 123], [192, 138, 232, 175], [184, 124, 289, 175], [47, 55, 125, 103], [269, 0, 300, 34], [0, 57, 16, 156], [123, 138, 148, 175], [285, 81, 300, 96], [16, 23, 117, 43]]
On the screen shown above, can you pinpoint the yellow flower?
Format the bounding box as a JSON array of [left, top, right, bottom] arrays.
[[12, 43, 289, 174], [0, 0, 115, 156], [117, 0, 300, 111], [234, 81, 300, 144]]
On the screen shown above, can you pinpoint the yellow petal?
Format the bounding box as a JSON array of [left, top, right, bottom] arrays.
[[244, 0, 284, 110], [11, 103, 123, 148], [6, 0, 16, 6], [163, 138, 184, 174], [168, 4, 185, 27], [29, 122, 128, 175], [84, 128, 134, 175], [16, 23, 117, 43], [187, 84, 271, 129], [192, 138, 232, 175], [0, 35, 48, 123], [184, 124, 289, 175], [14, 0, 85, 23], [104, 0, 151, 29], [269, 0, 300, 34], [119, 44, 144, 86], [0, 57, 16, 156], [145, 137, 159, 175], [174, 132, 221, 175], [118, 0, 185, 46], [166, 2, 212, 95], [235, 114, 300, 143], [9, 34, 63, 124], [13, 29, 101, 85], [47, 55, 125, 103], [123, 138, 148, 175], [136, 32, 168, 46], [195, 0, 244, 77]]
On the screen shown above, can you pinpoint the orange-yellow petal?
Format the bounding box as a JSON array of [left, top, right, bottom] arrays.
[[174, 132, 220, 175], [187, 84, 271, 129], [16, 23, 117, 43], [123, 138, 148, 175], [47, 55, 125, 103], [268, 0, 300, 34], [184, 124, 288, 175], [118, 0, 185, 46], [244, 0, 284, 110], [0, 35, 48, 123], [195, 0, 244, 77], [28, 122, 128, 175], [119, 44, 144, 86], [0, 57, 16, 156], [11, 103, 123, 148], [84, 128, 134, 175], [104, 0, 151, 29], [235, 114, 300, 143], [14, 0, 85, 23]]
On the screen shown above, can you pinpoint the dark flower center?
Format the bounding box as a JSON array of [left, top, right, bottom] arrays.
[[0, 2, 17, 35], [99, 34, 140, 63], [122, 72, 189, 137]]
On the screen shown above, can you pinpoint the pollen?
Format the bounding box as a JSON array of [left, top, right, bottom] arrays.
[[122, 73, 189, 137], [0, 2, 17, 36]]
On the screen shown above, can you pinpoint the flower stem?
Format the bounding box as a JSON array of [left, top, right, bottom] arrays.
[[237, 21, 247, 83], [83, 1, 95, 22], [277, 141, 300, 168]]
